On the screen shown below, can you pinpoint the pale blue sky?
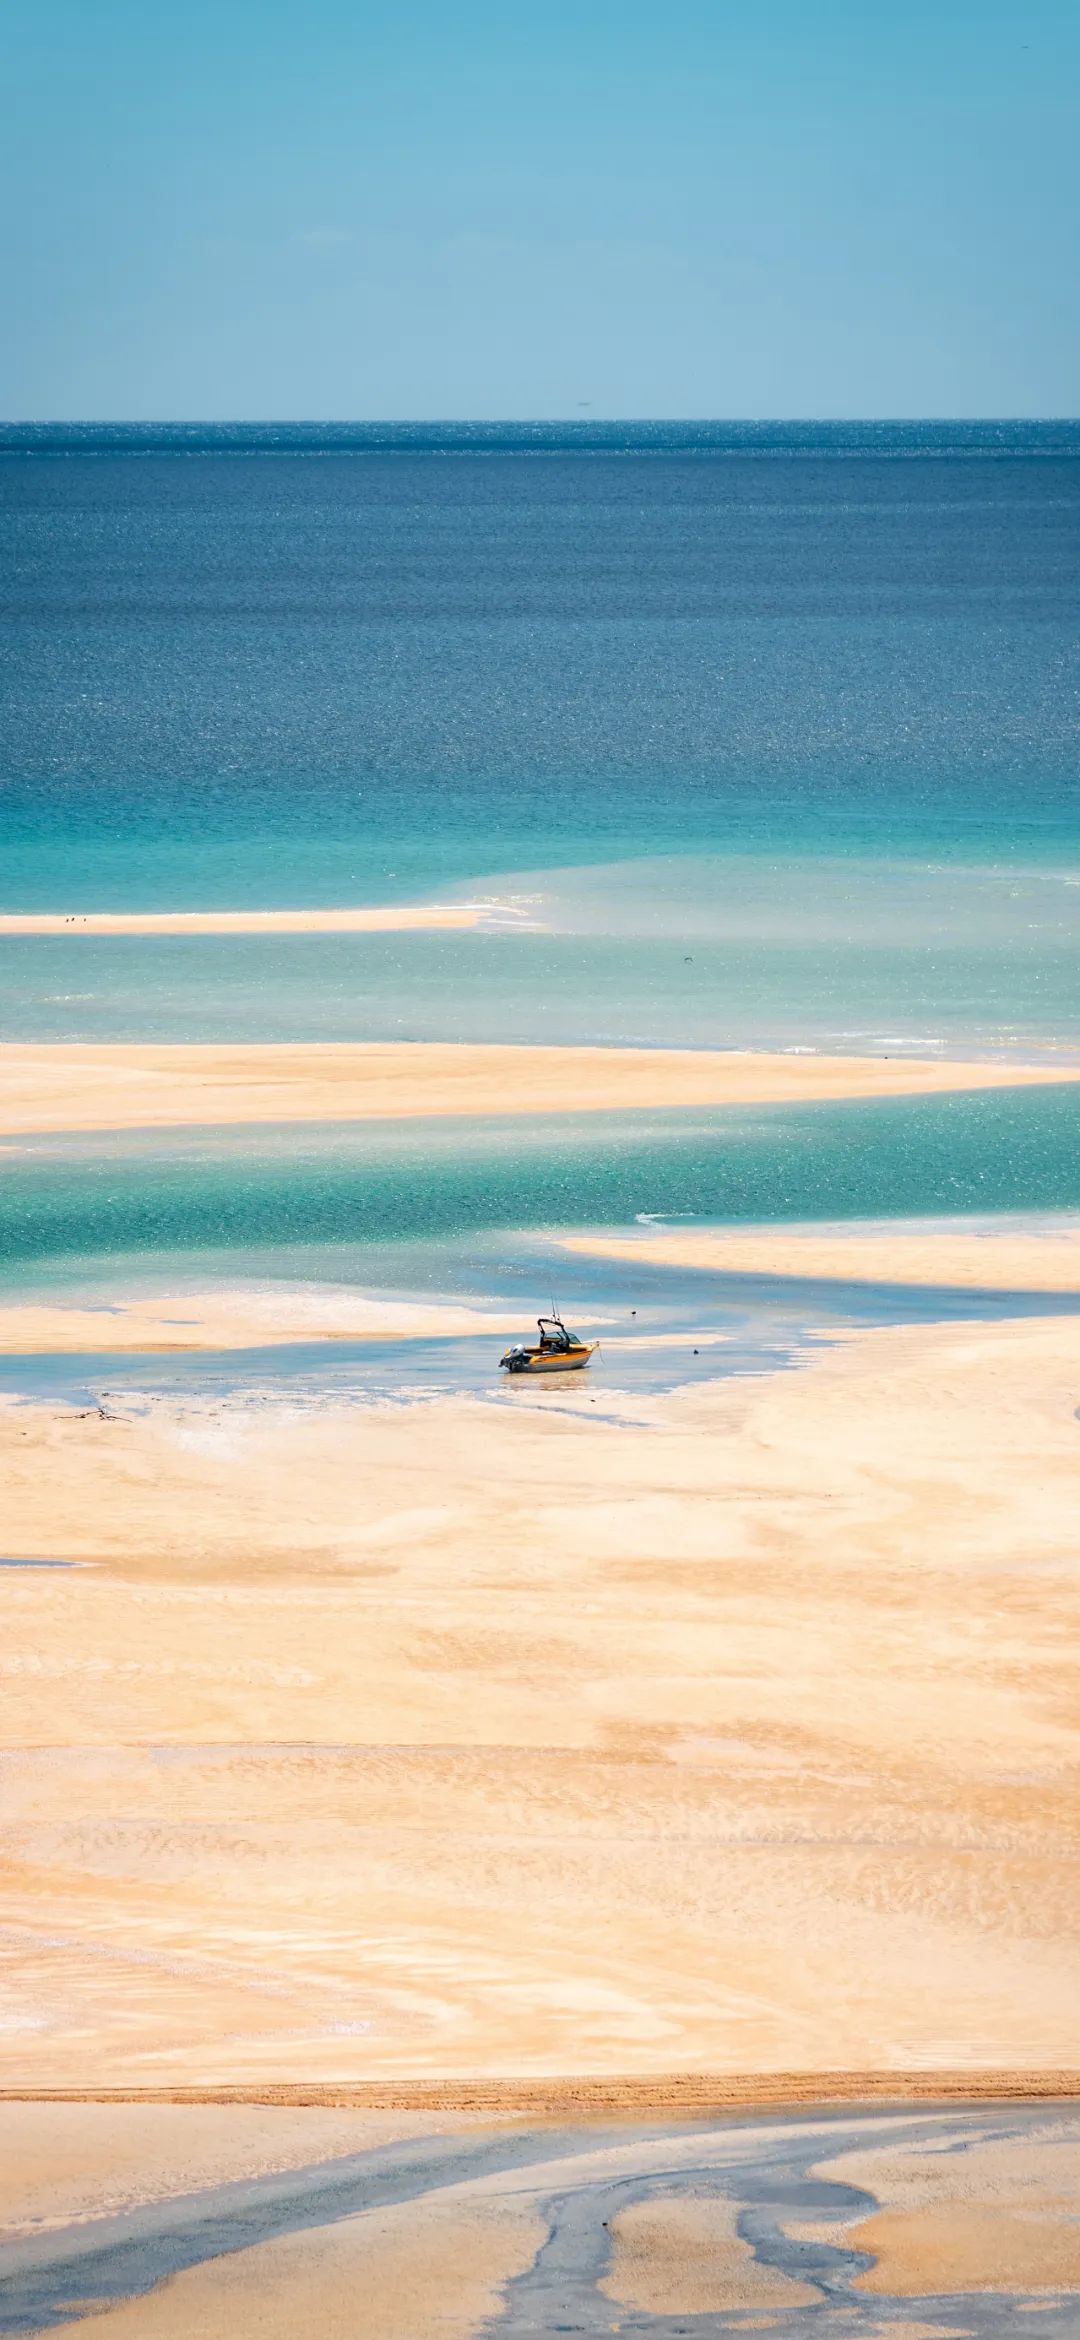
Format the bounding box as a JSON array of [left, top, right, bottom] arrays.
[[4, 0, 1078, 418]]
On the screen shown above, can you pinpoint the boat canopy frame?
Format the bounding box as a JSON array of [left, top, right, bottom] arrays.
[[536, 1314, 576, 1350]]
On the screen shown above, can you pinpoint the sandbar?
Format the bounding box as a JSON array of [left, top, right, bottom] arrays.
[[2, 1312, 1080, 2086], [0, 904, 506, 937], [2, 1041, 1079, 1136], [561, 1219, 1080, 1292]]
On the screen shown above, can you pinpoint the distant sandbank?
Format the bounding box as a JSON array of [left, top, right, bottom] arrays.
[[563, 1220, 1080, 1292], [3, 1041, 1079, 1136], [0, 903, 513, 937]]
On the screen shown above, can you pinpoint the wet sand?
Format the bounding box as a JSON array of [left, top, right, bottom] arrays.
[[3, 1041, 1078, 1136], [818, 2121, 1080, 2297], [1, 2104, 1076, 2338], [2, 1312, 1079, 2085], [0, 2102, 496, 2242], [601, 2188, 819, 2313], [563, 1221, 1080, 1293], [0, 1288, 523, 1354]]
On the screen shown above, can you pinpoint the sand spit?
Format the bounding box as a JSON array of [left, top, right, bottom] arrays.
[[563, 1221, 1080, 1293], [2, 1041, 1080, 1136], [0, 904, 507, 937], [2, 1313, 1080, 2085], [0, 1288, 522, 1355]]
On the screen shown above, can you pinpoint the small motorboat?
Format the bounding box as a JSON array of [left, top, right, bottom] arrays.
[[499, 1313, 597, 1375]]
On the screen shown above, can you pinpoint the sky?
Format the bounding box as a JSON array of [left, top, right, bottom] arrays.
[[3, 0, 1078, 420]]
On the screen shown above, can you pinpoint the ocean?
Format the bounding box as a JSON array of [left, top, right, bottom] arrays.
[[2, 421, 1078, 1303], [3, 421, 1078, 906]]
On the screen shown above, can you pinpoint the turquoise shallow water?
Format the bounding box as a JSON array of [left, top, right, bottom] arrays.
[[4, 1089, 1079, 1284], [4, 857, 1080, 1052]]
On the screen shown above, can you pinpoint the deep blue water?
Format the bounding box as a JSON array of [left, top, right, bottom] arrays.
[[6, 420, 1080, 453], [2, 422, 1078, 911]]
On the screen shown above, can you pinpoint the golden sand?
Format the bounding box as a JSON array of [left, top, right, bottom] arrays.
[[2, 1041, 1078, 1136], [0, 905, 496, 936], [562, 1221, 1080, 1292], [2, 1312, 1080, 2084]]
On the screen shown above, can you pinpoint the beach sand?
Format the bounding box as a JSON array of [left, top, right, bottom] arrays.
[[562, 1221, 1080, 1292], [2, 1310, 1079, 2086], [2, 1041, 1079, 1136]]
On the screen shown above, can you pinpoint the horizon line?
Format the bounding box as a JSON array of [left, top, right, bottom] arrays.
[[4, 413, 1080, 427]]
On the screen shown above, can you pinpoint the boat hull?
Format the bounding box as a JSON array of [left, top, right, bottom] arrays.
[[500, 1344, 596, 1375]]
